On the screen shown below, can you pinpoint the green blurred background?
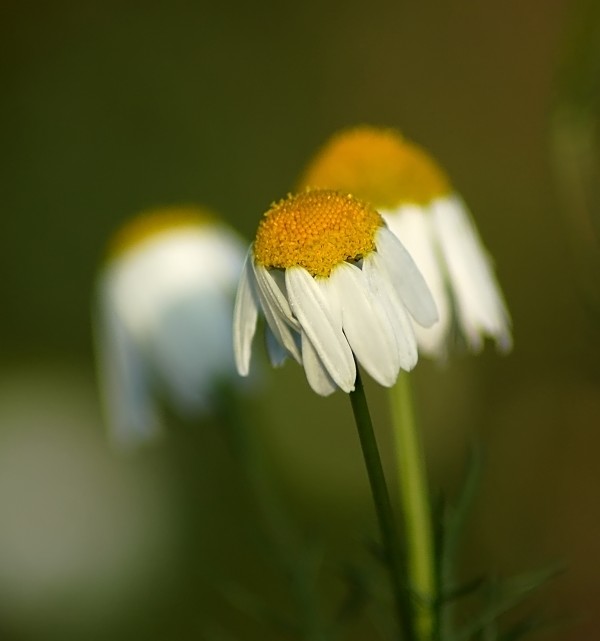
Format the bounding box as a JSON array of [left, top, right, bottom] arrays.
[[2, 0, 600, 639]]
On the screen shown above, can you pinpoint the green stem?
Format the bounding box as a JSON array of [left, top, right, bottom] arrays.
[[390, 373, 436, 641], [349, 368, 414, 641]]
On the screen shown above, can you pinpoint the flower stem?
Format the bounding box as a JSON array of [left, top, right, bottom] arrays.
[[390, 373, 436, 641], [349, 368, 414, 641]]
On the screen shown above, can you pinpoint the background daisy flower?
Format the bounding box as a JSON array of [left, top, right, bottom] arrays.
[[233, 189, 438, 396], [298, 125, 512, 358], [94, 206, 246, 448]]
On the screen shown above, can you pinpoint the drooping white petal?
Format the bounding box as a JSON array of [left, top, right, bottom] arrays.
[[319, 269, 343, 322], [252, 262, 302, 363], [332, 261, 400, 387], [152, 287, 234, 415], [285, 266, 356, 392], [233, 252, 260, 376], [300, 330, 338, 396], [252, 259, 300, 330], [431, 196, 512, 351], [94, 278, 162, 449], [265, 325, 289, 367], [362, 252, 418, 371], [383, 205, 451, 357], [375, 226, 439, 329]]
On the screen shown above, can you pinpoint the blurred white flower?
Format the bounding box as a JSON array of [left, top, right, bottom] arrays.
[[233, 190, 437, 395], [0, 365, 177, 635], [298, 126, 512, 358], [95, 206, 246, 448]]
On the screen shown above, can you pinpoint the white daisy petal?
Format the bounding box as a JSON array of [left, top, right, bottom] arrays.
[[300, 330, 338, 396], [252, 258, 300, 330], [363, 252, 418, 371], [265, 325, 289, 367], [431, 196, 512, 351], [153, 287, 235, 415], [233, 252, 260, 376], [285, 266, 356, 392], [375, 226, 438, 329], [253, 262, 303, 363], [95, 281, 162, 449], [382, 205, 452, 357], [333, 261, 400, 387]]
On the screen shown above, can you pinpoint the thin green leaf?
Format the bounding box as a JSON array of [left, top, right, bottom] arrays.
[[441, 575, 487, 603], [498, 613, 547, 641], [453, 563, 564, 641], [440, 444, 484, 591]]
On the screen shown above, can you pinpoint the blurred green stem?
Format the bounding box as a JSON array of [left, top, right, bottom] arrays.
[[390, 373, 436, 641], [217, 385, 327, 641], [349, 368, 414, 641]]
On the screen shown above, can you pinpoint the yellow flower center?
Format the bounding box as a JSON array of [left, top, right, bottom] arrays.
[[107, 206, 215, 258], [298, 126, 451, 209], [254, 190, 383, 277]]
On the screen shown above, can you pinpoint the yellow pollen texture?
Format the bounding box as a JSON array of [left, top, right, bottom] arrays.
[[298, 126, 452, 209], [107, 206, 215, 259], [254, 190, 383, 277]]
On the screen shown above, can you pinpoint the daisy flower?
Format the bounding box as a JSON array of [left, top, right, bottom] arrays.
[[94, 206, 246, 448], [298, 126, 512, 358], [233, 189, 438, 396]]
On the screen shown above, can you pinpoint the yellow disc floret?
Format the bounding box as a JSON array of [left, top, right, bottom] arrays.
[[298, 126, 451, 209], [107, 205, 215, 259], [254, 190, 383, 277]]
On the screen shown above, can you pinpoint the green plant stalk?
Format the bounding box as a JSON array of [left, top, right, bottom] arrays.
[[349, 368, 414, 641], [390, 373, 436, 641]]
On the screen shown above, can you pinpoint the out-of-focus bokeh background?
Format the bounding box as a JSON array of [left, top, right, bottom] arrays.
[[2, 0, 599, 639]]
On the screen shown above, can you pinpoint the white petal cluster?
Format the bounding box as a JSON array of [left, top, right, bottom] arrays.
[[234, 226, 438, 396], [295, 125, 513, 360], [383, 195, 512, 357], [95, 221, 246, 448]]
